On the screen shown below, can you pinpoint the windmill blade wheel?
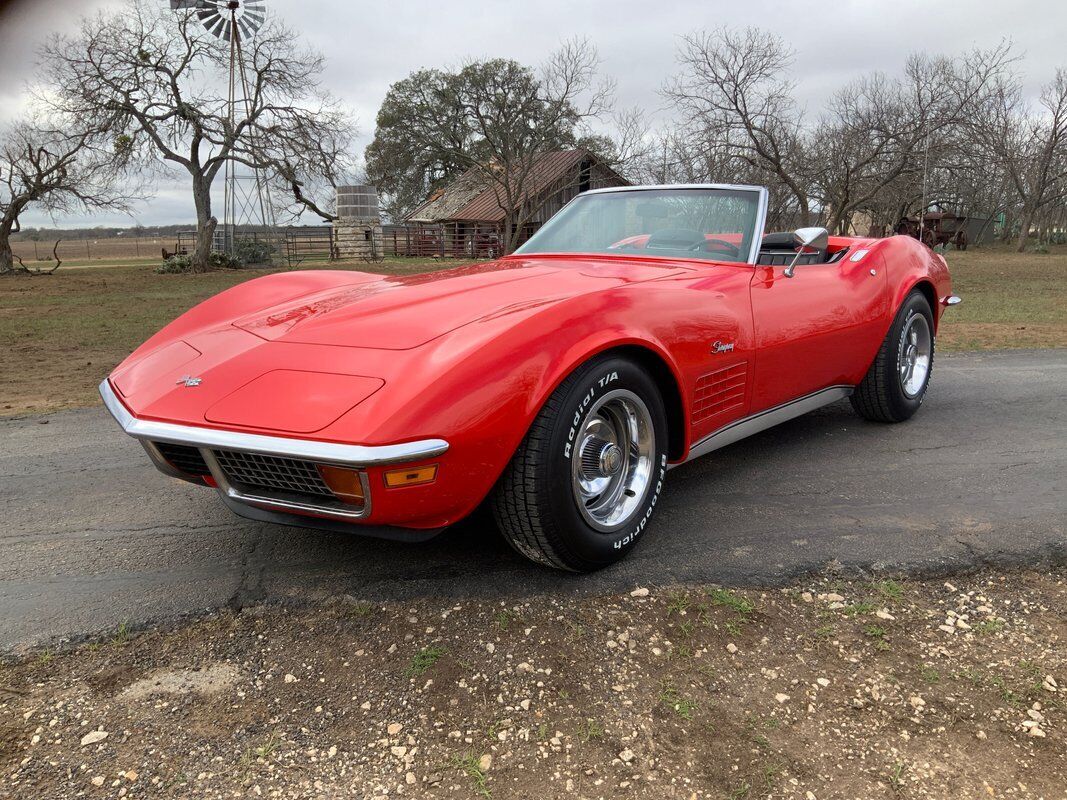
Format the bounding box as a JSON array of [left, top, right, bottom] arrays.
[[190, 0, 267, 41]]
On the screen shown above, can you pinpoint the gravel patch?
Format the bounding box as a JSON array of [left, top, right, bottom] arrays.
[[1, 570, 1064, 798]]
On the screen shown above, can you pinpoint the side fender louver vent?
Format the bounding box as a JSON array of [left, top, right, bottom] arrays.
[[693, 362, 747, 424]]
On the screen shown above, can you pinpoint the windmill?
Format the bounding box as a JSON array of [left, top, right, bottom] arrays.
[[170, 1, 276, 258]]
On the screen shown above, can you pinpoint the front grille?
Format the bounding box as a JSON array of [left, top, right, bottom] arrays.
[[155, 443, 210, 476], [213, 449, 334, 500]]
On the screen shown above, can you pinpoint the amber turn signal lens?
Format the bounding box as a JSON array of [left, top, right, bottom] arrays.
[[384, 464, 438, 488], [317, 465, 366, 505]]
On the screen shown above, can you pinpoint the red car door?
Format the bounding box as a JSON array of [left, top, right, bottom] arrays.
[[748, 251, 888, 412]]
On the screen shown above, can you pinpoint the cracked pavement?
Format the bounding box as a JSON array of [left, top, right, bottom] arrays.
[[2, 350, 1064, 652]]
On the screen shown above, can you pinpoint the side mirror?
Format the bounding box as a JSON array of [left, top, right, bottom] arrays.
[[785, 227, 829, 277]]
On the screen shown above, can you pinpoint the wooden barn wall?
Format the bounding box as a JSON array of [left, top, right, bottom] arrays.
[[524, 162, 628, 229]]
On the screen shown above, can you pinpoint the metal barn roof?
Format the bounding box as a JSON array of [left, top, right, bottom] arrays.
[[406, 149, 622, 224], [405, 170, 489, 224]]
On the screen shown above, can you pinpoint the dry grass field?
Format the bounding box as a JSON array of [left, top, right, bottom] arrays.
[[936, 245, 1067, 351], [9, 236, 171, 266], [0, 246, 1063, 417], [0, 257, 463, 415]]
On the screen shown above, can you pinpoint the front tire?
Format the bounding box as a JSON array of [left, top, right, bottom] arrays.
[[492, 355, 669, 571], [850, 290, 935, 423]]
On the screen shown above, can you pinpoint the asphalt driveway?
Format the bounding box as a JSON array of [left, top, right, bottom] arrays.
[[2, 349, 1064, 652]]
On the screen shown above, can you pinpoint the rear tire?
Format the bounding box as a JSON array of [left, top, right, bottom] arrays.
[[492, 355, 669, 571], [850, 290, 935, 423]]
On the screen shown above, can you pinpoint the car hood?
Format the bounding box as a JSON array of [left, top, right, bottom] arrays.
[[109, 255, 688, 433], [231, 256, 687, 350]]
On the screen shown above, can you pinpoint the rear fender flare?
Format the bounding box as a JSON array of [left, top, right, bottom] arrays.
[[885, 238, 950, 333], [897, 278, 939, 329]]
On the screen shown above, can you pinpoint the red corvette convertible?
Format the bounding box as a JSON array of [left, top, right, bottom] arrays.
[[102, 185, 960, 571]]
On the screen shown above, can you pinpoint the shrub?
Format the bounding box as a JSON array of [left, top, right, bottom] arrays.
[[156, 251, 242, 273], [233, 238, 274, 265], [210, 251, 242, 269], [1029, 243, 1049, 254], [156, 254, 193, 273]]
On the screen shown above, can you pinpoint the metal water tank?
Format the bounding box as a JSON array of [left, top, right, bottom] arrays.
[[336, 185, 380, 220]]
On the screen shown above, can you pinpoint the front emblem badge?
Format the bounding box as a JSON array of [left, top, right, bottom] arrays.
[[711, 340, 735, 354], [176, 375, 202, 387]]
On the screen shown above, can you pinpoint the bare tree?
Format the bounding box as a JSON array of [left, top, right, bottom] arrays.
[[664, 28, 814, 226], [914, 144, 1016, 246], [366, 39, 612, 250], [1, 118, 131, 275], [594, 108, 655, 180], [473, 41, 613, 252], [663, 30, 1016, 237], [271, 121, 358, 224], [972, 68, 1067, 251], [40, 0, 356, 272], [813, 46, 1012, 234]]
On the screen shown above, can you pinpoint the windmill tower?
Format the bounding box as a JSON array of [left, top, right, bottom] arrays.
[[170, 1, 276, 258]]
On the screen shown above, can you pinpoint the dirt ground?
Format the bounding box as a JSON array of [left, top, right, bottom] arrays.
[[1, 245, 1064, 417], [1, 570, 1063, 800]]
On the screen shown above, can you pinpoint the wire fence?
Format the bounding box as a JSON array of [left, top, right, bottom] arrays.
[[9, 237, 170, 263]]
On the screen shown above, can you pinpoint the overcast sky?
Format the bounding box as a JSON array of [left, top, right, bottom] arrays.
[[1, 0, 1064, 228]]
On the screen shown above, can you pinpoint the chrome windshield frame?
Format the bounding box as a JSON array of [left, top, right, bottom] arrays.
[[516, 184, 770, 266]]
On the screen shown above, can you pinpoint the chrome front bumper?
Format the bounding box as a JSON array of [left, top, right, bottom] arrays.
[[100, 379, 448, 466], [99, 379, 449, 523]]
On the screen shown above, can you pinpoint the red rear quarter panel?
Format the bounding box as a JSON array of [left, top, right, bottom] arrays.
[[879, 235, 953, 331]]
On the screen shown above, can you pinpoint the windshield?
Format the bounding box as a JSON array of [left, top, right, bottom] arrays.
[[515, 187, 763, 263]]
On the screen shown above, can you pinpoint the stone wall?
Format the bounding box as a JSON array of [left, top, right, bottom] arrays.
[[333, 218, 384, 259]]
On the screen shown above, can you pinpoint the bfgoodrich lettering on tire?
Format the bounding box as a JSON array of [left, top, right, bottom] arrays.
[[851, 289, 935, 423], [492, 354, 669, 571]]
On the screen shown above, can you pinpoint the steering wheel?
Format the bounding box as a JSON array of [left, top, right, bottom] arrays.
[[644, 229, 742, 258], [703, 238, 741, 258], [645, 228, 707, 251]]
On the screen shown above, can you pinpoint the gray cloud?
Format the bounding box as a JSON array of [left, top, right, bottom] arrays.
[[2, 0, 1064, 227]]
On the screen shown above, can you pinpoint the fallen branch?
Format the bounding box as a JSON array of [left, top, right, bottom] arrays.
[[6, 240, 63, 275], [43, 239, 63, 274]]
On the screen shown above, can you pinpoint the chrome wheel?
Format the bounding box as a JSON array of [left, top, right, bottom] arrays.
[[571, 389, 655, 531], [898, 313, 932, 398]]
